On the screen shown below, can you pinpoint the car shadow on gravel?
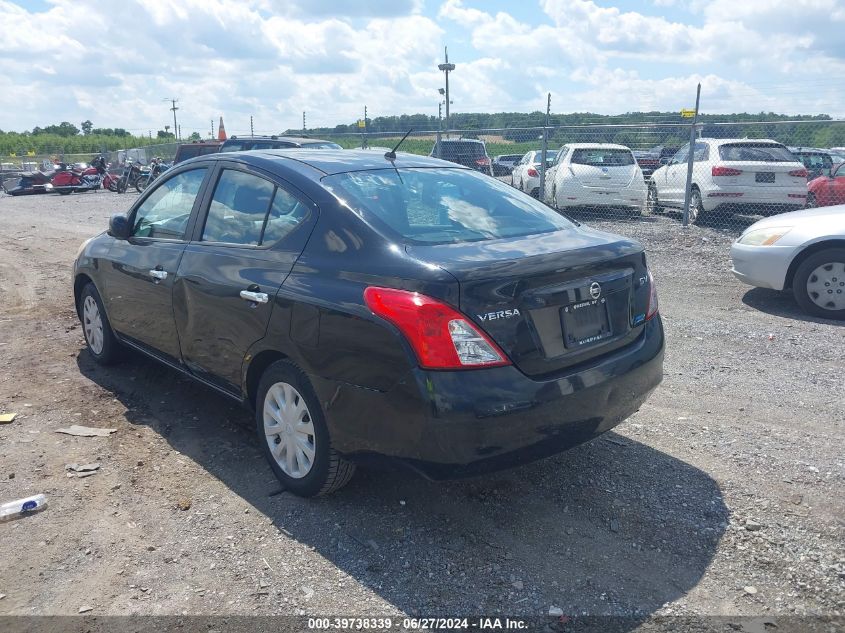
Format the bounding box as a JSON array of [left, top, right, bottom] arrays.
[[77, 349, 728, 622], [742, 287, 845, 327]]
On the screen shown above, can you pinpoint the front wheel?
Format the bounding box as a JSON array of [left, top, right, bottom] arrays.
[[256, 361, 356, 497], [135, 175, 152, 193], [805, 193, 817, 209], [792, 248, 845, 320], [646, 183, 662, 215]]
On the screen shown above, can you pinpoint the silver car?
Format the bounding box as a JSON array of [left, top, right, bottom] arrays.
[[731, 205, 845, 319]]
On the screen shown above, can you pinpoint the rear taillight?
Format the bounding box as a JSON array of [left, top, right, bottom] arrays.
[[363, 287, 510, 370], [712, 166, 743, 177], [475, 158, 491, 167], [646, 271, 659, 320], [789, 168, 808, 178], [527, 167, 539, 177]]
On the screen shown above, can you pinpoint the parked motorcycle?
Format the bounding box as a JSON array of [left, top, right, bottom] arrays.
[[2, 170, 53, 196], [51, 156, 107, 194], [135, 157, 169, 193], [115, 160, 143, 194]]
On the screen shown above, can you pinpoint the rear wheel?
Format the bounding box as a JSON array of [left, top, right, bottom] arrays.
[[792, 248, 845, 320], [688, 188, 704, 224], [256, 361, 355, 497], [79, 283, 121, 365], [805, 192, 817, 209]]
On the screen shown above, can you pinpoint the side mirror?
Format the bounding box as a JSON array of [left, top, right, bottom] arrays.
[[660, 158, 670, 166], [108, 214, 131, 240]]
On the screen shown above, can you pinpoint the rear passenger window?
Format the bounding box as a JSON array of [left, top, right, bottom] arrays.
[[201, 169, 309, 247], [261, 188, 309, 244], [203, 170, 274, 246]]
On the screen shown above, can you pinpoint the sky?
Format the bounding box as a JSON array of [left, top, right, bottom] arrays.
[[1, 0, 844, 137]]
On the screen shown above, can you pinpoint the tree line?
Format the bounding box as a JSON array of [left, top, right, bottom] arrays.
[[304, 111, 845, 150]]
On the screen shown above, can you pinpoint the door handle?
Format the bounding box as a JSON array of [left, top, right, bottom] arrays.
[[239, 290, 269, 304], [149, 269, 167, 281]]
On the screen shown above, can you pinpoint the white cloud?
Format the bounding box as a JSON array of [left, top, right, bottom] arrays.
[[0, 0, 844, 135]]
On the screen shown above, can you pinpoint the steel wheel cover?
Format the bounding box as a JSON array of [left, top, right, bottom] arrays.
[[806, 261, 845, 311], [82, 295, 104, 355], [263, 382, 316, 479]]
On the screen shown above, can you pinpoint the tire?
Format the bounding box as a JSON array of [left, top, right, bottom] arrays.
[[805, 193, 817, 209], [646, 183, 663, 215], [688, 187, 704, 225], [107, 179, 118, 192], [792, 248, 845, 320], [550, 185, 558, 210], [116, 177, 127, 194], [135, 175, 151, 194], [256, 361, 355, 497], [79, 283, 121, 365]]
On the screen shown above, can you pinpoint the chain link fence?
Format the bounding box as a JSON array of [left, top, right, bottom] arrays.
[[320, 119, 845, 230], [4, 121, 843, 231]]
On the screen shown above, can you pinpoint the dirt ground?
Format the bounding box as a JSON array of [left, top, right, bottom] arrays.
[[0, 190, 842, 627]]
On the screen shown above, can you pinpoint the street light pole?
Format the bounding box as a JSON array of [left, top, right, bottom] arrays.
[[438, 47, 456, 137]]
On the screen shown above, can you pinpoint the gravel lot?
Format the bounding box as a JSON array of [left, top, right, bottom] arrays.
[[0, 190, 842, 628]]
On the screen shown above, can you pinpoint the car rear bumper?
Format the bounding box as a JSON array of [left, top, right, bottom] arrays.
[[558, 181, 646, 209], [701, 185, 807, 212], [729, 242, 796, 290], [311, 316, 664, 479]]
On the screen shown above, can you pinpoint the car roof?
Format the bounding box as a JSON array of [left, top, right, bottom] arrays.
[[562, 143, 632, 150], [224, 135, 335, 146], [788, 147, 829, 154], [213, 149, 467, 177], [705, 138, 783, 146]]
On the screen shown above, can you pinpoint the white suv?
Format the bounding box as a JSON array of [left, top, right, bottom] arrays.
[[647, 138, 808, 223], [543, 144, 646, 216]]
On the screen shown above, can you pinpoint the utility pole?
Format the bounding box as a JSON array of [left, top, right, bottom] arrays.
[[302, 112, 306, 135], [438, 47, 456, 138], [539, 93, 551, 202], [250, 115, 254, 137], [362, 105, 368, 149], [178, 124, 181, 141], [210, 119, 214, 139], [164, 98, 179, 141]]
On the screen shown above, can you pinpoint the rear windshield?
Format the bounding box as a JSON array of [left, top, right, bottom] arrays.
[[719, 143, 795, 162], [435, 142, 487, 158], [303, 142, 343, 149], [534, 150, 558, 165], [571, 149, 634, 166], [322, 168, 575, 245]]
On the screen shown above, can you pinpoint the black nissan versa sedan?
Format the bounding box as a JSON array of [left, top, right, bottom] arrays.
[[73, 149, 664, 496]]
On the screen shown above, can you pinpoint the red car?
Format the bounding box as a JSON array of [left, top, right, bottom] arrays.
[[807, 162, 845, 208]]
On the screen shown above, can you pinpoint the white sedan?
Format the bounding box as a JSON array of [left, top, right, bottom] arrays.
[[543, 144, 646, 215], [510, 150, 557, 198], [731, 205, 845, 319]]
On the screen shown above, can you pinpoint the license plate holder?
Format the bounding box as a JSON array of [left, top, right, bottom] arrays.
[[756, 172, 775, 183], [561, 298, 613, 349]]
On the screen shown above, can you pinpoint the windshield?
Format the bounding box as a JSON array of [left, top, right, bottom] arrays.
[[571, 148, 634, 166], [719, 143, 796, 162], [322, 168, 575, 245]]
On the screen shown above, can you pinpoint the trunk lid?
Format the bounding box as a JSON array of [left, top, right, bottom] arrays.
[[406, 227, 652, 376], [712, 161, 806, 188]]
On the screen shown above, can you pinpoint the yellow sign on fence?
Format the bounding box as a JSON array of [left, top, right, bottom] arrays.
[[357, 119, 366, 128], [680, 108, 696, 118]]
